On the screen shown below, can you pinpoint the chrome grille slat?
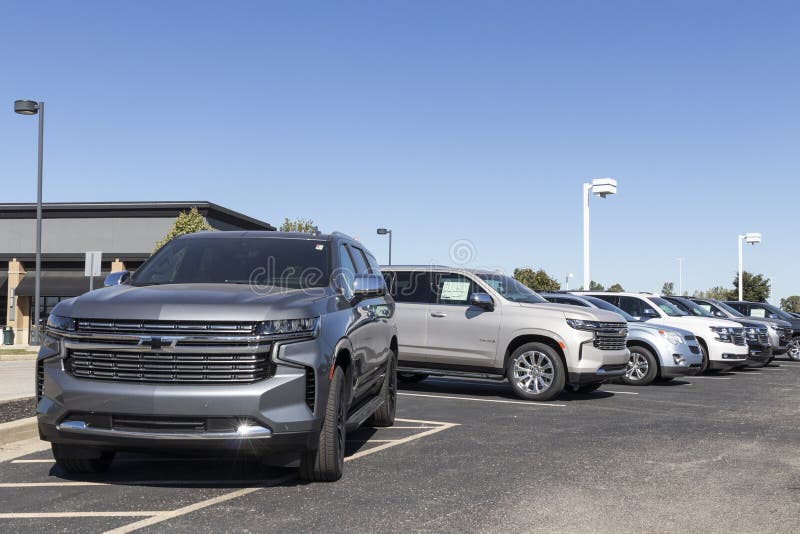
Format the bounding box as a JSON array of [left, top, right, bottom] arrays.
[[591, 322, 627, 351]]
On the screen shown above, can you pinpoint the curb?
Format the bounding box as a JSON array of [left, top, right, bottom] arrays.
[[0, 417, 38, 447], [0, 353, 38, 361]]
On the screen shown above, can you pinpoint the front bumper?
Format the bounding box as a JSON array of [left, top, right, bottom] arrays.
[[655, 340, 703, 378], [569, 341, 629, 386], [745, 344, 772, 366], [36, 337, 327, 455]]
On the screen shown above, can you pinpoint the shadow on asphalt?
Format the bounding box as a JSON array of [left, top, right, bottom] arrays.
[[400, 377, 624, 403], [44, 427, 383, 488]]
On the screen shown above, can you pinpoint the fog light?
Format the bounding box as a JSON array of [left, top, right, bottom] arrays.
[[673, 354, 685, 365]]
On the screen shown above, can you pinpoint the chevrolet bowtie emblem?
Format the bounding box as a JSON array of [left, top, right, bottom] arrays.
[[139, 336, 164, 350]]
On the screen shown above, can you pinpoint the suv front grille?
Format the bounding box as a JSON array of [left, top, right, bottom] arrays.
[[592, 322, 628, 351], [757, 327, 769, 346], [780, 327, 793, 342], [732, 328, 746, 346], [65, 350, 276, 384], [76, 319, 257, 336]]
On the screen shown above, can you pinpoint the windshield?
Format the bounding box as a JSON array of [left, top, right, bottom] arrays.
[[477, 274, 547, 303], [648, 297, 688, 317], [712, 300, 744, 317], [672, 298, 713, 317], [132, 236, 331, 289], [761, 302, 794, 320], [581, 295, 637, 322]]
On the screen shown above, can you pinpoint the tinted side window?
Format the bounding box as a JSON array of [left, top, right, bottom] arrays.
[[347, 245, 370, 275], [363, 251, 381, 274], [434, 273, 478, 306], [386, 270, 435, 304], [591, 295, 618, 307], [749, 305, 768, 318], [562, 298, 590, 307], [617, 296, 647, 317], [336, 245, 356, 299]]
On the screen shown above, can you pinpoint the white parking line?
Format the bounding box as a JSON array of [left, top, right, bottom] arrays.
[[0, 418, 458, 531], [687, 376, 733, 380], [730, 372, 763, 375], [0, 511, 163, 518], [603, 390, 639, 395], [398, 392, 566, 407]]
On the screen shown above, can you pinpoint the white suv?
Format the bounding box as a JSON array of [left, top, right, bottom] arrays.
[[579, 292, 749, 372], [382, 266, 630, 401]]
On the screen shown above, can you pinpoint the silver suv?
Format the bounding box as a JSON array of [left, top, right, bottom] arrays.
[[381, 266, 630, 401], [37, 231, 398, 482], [541, 293, 702, 385]]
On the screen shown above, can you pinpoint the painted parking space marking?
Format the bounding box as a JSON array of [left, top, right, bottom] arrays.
[[0, 418, 457, 531], [603, 390, 639, 395], [398, 392, 566, 407], [687, 376, 733, 380]]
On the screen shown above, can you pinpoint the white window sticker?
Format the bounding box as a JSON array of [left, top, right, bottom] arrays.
[[440, 280, 470, 302], [315, 244, 324, 251]]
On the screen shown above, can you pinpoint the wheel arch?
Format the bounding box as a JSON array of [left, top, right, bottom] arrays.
[[627, 340, 661, 376], [504, 334, 567, 373]]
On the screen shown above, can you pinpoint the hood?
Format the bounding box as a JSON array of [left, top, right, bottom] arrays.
[[629, 322, 694, 338], [52, 283, 334, 322], [645, 315, 744, 333], [527, 302, 627, 323]]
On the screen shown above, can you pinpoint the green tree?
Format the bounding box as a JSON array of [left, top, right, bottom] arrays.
[[662, 282, 674, 296], [513, 268, 561, 292], [589, 280, 605, 291], [280, 218, 317, 234], [153, 207, 212, 253], [608, 283, 624, 293], [732, 271, 770, 302], [705, 286, 734, 300], [780, 296, 800, 313]]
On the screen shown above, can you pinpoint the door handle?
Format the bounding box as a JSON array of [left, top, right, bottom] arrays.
[[430, 312, 447, 318]]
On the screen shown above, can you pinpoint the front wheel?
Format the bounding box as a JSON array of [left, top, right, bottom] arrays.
[[299, 366, 347, 482], [52, 444, 115, 474], [698, 341, 710, 373], [506, 342, 565, 401], [787, 337, 800, 361], [622, 346, 658, 386]]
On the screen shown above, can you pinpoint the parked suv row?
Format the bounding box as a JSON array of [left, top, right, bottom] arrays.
[[723, 300, 800, 361], [381, 266, 630, 401]]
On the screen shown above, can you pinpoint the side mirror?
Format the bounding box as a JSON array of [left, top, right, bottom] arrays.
[[104, 270, 131, 287], [642, 308, 658, 319], [714, 310, 726, 318], [469, 292, 494, 311], [353, 274, 386, 299]]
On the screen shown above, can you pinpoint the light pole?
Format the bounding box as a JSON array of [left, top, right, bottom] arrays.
[[676, 257, 684, 296], [582, 178, 617, 290], [737, 232, 761, 301], [377, 228, 392, 265], [14, 100, 44, 345], [565, 273, 573, 290]]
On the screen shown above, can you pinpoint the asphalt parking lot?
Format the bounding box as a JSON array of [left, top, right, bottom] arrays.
[[1, 359, 798, 534]]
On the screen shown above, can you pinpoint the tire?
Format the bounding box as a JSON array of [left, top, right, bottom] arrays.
[[506, 342, 565, 401], [51, 444, 114, 474], [787, 337, 800, 361], [299, 366, 347, 482], [365, 350, 397, 427], [568, 383, 602, 394], [622, 345, 658, 386], [397, 372, 428, 383], [698, 340, 710, 373]]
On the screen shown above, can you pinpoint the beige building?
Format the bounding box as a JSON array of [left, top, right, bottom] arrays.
[[1, 201, 274, 345]]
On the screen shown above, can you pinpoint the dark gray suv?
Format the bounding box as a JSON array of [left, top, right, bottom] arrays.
[[36, 231, 398, 482]]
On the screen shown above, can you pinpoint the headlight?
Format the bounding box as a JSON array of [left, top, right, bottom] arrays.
[[768, 324, 781, 332], [46, 314, 76, 333], [256, 317, 319, 338], [566, 319, 601, 331], [658, 330, 685, 345], [710, 326, 733, 343]]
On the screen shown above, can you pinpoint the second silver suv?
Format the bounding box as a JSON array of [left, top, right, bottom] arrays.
[[381, 266, 630, 401]]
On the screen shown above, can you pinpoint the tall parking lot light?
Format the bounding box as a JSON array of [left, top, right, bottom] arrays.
[[14, 100, 44, 345], [676, 257, 684, 296], [582, 178, 617, 291], [738, 232, 762, 301], [377, 228, 392, 265], [565, 273, 573, 290]]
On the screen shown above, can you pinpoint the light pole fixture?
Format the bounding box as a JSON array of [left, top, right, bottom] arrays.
[[676, 257, 684, 296], [582, 178, 617, 290], [737, 232, 762, 301], [565, 273, 573, 290], [14, 100, 44, 345], [376, 228, 392, 265]]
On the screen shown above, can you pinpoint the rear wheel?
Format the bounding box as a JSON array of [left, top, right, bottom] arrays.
[[622, 346, 658, 386], [787, 337, 800, 361], [506, 342, 565, 401], [52, 444, 114, 474], [299, 366, 346, 482], [397, 372, 428, 383], [366, 350, 397, 427]]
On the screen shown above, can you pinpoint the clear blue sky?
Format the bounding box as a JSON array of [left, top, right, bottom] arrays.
[[2, 1, 798, 299]]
